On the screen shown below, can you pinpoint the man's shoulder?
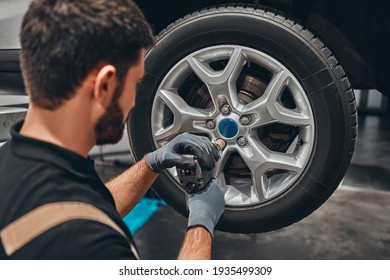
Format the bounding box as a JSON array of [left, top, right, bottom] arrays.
[[0, 145, 119, 242], [0, 137, 133, 259], [10, 219, 136, 260]]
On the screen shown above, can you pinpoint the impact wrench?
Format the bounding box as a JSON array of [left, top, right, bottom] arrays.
[[176, 138, 226, 194]]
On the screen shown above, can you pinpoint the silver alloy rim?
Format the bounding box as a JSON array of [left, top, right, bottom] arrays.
[[151, 45, 315, 207]]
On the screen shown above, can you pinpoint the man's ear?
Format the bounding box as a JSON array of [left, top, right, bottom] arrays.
[[94, 65, 118, 109]]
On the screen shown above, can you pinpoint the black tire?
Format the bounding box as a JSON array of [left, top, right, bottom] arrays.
[[128, 5, 357, 233]]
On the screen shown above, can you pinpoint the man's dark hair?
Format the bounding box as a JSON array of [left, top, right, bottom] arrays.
[[20, 0, 154, 109]]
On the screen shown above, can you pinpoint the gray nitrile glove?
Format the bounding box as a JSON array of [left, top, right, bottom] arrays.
[[187, 179, 225, 237], [146, 132, 219, 173]]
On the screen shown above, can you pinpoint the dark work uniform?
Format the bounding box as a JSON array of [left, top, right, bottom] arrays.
[[0, 122, 136, 259]]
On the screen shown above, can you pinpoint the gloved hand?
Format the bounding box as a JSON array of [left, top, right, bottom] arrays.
[[187, 178, 225, 237], [146, 132, 219, 173]]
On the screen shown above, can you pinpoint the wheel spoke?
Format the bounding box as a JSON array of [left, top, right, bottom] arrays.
[[242, 70, 311, 127], [252, 173, 267, 202], [249, 138, 302, 173], [269, 103, 311, 126], [155, 89, 211, 141], [153, 125, 178, 142], [236, 144, 269, 202], [237, 138, 302, 201], [242, 70, 289, 114], [263, 70, 290, 103], [186, 48, 247, 109], [214, 148, 234, 178], [266, 151, 302, 173]]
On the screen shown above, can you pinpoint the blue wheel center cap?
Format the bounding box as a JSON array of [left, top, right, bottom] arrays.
[[218, 118, 239, 139]]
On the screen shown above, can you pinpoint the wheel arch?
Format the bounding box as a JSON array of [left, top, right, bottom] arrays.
[[135, 0, 389, 95]]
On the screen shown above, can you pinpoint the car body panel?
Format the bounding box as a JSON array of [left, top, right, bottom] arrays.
[[0, 0, 30, 49]]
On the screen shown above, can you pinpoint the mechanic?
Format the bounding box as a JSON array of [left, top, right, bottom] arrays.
[[0, 0, 225, 260]]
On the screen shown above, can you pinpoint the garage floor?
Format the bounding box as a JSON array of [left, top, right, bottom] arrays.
[[96, 114, 390, 260]]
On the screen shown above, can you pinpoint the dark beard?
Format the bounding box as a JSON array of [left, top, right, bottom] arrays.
[[94, 87, 126, 145]]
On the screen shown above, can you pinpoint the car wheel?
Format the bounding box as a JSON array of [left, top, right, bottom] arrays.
[[128, 6, 357, 233]]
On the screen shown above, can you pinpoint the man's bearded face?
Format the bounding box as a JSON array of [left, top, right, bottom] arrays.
[[94, 85, 126, 145]]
